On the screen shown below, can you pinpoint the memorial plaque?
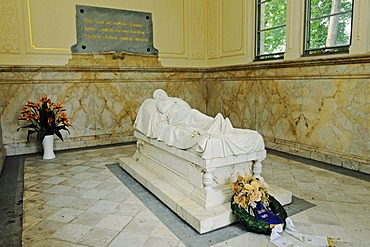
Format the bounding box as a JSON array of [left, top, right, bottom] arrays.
[[71, 5, 158, 55]]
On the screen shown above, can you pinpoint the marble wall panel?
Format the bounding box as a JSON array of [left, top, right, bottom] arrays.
[[256, 79, 302, 142], [219, 80, 257, 129], [300, 79, 368, 157], [94, 82, 140, 136], [183, 81, 208, 114], [206, 57, 369, 174], [241, 80, 257, 129], [206, 80, 223, 117], [206, 78, 258, 129], [2, 83, 80, 148], [0, 65, 208, 156], [0, 55, 368, 174]]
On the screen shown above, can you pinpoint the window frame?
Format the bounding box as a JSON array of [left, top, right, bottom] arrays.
[[303, 0, 354, 56], [255, 0, 287, 61]]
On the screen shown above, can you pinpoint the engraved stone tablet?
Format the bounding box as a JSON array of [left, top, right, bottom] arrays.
[[71, 5, 158, 55]]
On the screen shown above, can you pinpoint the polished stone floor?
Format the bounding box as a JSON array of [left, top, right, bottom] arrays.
[[1, 144, 369, 246]]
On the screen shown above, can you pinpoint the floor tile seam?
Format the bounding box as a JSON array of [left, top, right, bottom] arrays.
[[103, 216, 137, 246], [39, 236, 92, 247]]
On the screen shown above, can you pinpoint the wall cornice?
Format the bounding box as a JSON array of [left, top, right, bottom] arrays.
[[1, 54, 370, 85], [1, 54, 369, 74], [207, 54, 370, 71]]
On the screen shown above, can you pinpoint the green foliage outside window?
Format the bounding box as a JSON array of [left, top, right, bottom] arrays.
[[256, 0, 287, 59], [256, 0, 354, 59], [306, 0, 353, 53]]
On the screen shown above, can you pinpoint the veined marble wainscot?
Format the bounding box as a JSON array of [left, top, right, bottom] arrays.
[[119, 89, 292, 234]]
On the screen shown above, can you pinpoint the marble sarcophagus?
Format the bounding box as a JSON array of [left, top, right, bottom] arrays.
[[119, 89, 291, 234]]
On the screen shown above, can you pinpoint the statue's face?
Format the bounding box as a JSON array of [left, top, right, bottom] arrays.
[[153, 89, 168, 100]]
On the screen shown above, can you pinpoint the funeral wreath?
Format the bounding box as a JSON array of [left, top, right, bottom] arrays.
[[231, 174, 287, 235]]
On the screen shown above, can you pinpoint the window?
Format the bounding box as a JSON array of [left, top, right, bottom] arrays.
[[304, 0, 354, 55], [255, 0, 287, 60]]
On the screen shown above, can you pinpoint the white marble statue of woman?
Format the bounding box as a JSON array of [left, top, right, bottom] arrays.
[[135, 89, 265, 158], [153, 89, 192, 115], [152, 89, 214, 131]]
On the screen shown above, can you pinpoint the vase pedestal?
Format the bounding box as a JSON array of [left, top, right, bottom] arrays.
[[42, 135, 55, 159]]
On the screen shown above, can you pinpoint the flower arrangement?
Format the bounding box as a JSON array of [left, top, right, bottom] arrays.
[[17, 96, 71, 143], [230, 174, 287, 234], [231, 174, 269, 209]]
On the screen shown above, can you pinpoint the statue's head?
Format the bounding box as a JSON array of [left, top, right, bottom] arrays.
[[153, 89, 169, 100]]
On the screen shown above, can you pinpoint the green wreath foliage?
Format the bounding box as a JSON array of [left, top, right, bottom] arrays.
[[231, 195, 288, 235]]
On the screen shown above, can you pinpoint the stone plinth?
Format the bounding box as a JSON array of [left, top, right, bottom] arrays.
[[119, 155, 292, 234], [119, 132, 292, 234]]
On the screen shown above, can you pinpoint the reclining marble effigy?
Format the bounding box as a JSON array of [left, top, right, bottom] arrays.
[[136, 89, 266, 160], [119, 89, 270, 233]]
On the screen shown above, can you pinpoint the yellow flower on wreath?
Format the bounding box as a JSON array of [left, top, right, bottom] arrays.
[[231, 174, 269, 209]]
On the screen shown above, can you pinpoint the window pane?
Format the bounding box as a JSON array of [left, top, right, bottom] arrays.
[[259, 0, 287, 29], [256, 0, 287, 60], [305, 0, 353, 54], [310, 0, 353, 18], [308, 15, 351, 49], [259, 27, 286, 54]]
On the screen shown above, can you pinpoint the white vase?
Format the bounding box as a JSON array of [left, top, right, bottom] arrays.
[[42, 135, 56, 159]]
